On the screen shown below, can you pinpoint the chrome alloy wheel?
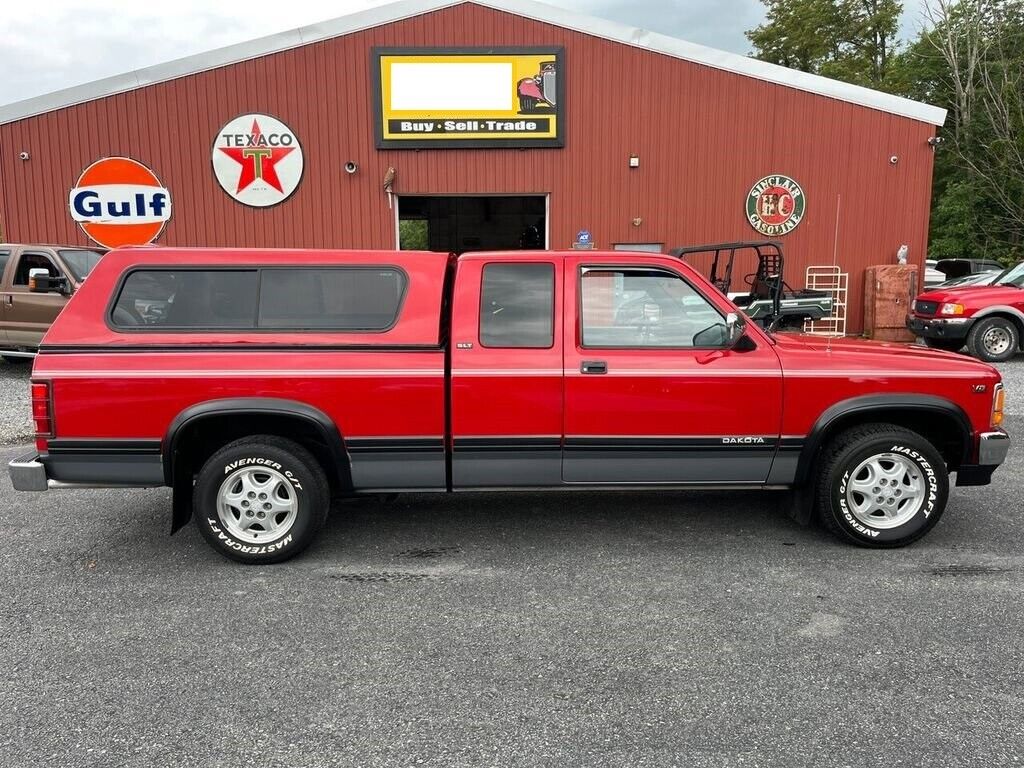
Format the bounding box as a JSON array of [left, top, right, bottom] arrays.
[[217, 466, 298, 544], [982, 326, 1013, 357], [845, 452, 926, 529]]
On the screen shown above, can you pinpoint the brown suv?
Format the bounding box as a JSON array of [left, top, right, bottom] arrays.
[[0, 244, 104, 362]]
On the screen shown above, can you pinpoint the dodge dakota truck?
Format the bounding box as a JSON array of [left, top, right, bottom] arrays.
[[8, 247, 1010, 563]]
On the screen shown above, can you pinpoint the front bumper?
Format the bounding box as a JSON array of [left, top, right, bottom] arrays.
[[8, 451, 48, 492], [906, 314, 974, 340], [955, 430, 1011, 487]]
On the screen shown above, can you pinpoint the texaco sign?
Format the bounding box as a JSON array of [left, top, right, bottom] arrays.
[[212, 114, 303, 207], [746, 175, 805, 236]]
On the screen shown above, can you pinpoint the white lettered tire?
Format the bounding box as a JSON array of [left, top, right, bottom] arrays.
[[194, 436, 329, 564], [815, 424, 949, 547]]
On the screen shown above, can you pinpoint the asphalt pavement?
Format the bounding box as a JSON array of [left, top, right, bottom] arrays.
[[1, 359, 1023, 766]]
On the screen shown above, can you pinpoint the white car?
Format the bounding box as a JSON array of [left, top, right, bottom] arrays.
[[924, 259, 946, 287]]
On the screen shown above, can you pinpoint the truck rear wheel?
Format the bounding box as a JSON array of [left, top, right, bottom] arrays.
[[815, 424, 948, 547], [966, 316, 1018, 362], [194, 436, 329, 564]]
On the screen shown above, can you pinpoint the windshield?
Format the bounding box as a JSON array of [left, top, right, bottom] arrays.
[[58, 249, 104, 281], [992, 262, 1024, 287]]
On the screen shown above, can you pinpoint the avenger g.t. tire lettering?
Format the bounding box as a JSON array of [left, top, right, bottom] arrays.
[[815, 424, 949, 548], [194, 436, 329, 564]]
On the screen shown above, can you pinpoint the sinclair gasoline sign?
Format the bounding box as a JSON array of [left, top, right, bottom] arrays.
[[746, 175, 806, 236], [373, 48, 565, 148]]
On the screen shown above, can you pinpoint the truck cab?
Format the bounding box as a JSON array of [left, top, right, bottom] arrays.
[[0, 244, 104, 360]]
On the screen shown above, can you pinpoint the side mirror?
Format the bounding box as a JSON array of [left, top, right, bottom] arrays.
[[693, 312, 752, 349], [28, 268, 68, 294], [725, 311, 745, 346]]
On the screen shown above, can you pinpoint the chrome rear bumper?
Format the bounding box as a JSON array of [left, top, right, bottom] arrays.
[[8, 451, 48, 492]]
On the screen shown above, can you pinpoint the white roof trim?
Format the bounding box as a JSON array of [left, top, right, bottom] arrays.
[[0, 0, 946, 127]]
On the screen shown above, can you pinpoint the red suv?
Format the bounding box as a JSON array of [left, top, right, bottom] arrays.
[[908, 261, 1024, 362], [7, 247, 1011, 563]]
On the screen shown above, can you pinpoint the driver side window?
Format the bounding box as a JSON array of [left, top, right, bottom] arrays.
[[14, 253, 60, 286], [580, 267, 726, 348]]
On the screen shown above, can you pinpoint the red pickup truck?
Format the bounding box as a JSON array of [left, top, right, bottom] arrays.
[[8, 247, 1010, 563], [907, 261, 1024, 362]]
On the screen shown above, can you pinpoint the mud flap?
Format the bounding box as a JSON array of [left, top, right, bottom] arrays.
[[170, 458, 193, 534], [783, 484, 815, 526]]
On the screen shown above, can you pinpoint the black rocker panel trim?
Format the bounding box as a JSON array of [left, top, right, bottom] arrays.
[[346, 437, 446, 490], [41, 451, 164, 486], [452, 437, 561, 487]]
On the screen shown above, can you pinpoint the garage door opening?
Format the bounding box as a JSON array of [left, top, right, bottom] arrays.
[[397, 195, 546, 253]]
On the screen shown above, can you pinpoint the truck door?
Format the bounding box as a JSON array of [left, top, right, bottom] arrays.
[[4, 250, 68, 348], [0, 247, 12, 346], [562, 255, 784, 484], [449, 254, 563, 487]]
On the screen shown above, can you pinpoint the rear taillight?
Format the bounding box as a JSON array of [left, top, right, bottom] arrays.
[[31, 381, 53, 437]]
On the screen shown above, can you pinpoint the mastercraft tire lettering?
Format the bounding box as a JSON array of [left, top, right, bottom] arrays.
[[194, 436, 329, 564], [815, 424, 949, 548]]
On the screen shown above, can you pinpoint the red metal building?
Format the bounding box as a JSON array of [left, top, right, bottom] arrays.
[[0, 0, 945, 333]]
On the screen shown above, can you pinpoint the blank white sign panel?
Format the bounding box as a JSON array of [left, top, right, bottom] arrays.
[[390, 63, 513, 111]]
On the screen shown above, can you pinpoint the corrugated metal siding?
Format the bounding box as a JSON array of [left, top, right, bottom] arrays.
[[0, 3, 938, 332]]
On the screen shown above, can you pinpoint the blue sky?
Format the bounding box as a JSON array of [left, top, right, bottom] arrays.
[[0, 0, 931, 106]]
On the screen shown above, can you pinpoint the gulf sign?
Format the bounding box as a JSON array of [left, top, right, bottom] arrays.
[[69, 157, 171, 249]]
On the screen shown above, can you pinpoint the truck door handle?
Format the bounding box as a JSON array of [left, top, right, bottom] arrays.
[[3, 295, 11, 306], [581, 360, 607, 374]]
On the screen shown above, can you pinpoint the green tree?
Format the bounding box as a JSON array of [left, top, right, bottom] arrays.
[[900, 0, 1024, 262], [749, 0, 1024, 263], [747, 0, 903, 88]]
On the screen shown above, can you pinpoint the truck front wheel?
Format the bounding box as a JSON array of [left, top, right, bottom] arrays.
[[194, 436, 329, 564], [966, 316, 1019, 362], [815, 424, 948, 547]]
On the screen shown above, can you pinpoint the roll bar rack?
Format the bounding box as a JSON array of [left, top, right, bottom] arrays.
[[669, 240, 784, 327]]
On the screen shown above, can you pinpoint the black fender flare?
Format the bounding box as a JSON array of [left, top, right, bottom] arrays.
[[164, 398, 350, 533], [794, 394, 973, 486]]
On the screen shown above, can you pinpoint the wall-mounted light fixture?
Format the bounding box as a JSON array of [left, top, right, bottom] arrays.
[[629, 155, 640, 168]]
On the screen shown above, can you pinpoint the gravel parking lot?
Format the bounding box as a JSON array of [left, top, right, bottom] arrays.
[[0, 358, 33, 445], [1, 353, 1022, 766]]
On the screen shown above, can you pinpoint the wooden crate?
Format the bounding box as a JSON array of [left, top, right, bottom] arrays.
[[863, 265, 919, 342]]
